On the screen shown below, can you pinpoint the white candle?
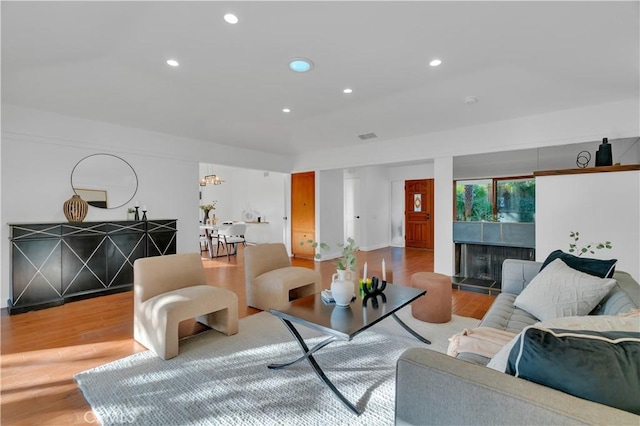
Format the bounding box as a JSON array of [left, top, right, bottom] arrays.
[[135, 201, 139, 207], [363, 261, 368, 281], [382, 259, 386, 281], [142, 205, 147, 211]]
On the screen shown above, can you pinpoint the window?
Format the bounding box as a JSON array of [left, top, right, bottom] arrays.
[[455, 177, 535, 222]]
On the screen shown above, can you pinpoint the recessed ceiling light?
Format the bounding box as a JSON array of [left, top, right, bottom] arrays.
[[282, 108, 291, 113], [289, 58, 313, 73], [464, 96, 479, 105], [166, 59, 179, 67], [224, 13, 239, 24], [343, 88, 353, 94], [429, 59, 442, 67]]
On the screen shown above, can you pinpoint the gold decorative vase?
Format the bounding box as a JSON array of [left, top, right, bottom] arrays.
[[63, 194, 89, 222]]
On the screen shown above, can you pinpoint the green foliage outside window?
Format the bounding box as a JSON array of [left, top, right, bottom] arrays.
[[456, 177, 535, 223], [456, 181, 493, 221]]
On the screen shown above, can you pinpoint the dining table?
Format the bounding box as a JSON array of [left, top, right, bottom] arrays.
[[199, 223, 230, 258]]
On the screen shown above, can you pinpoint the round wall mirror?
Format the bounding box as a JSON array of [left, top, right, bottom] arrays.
[[71, 154, 138, 209]]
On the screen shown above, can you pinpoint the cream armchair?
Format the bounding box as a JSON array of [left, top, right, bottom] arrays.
[[133, 253, 238, 360], [244, 243, 321, 311]]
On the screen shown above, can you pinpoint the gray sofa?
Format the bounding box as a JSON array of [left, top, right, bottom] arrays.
[[395, 259, 640, 425]]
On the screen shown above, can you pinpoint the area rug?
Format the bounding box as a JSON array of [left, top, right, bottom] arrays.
[[75, 306, 479, 426]]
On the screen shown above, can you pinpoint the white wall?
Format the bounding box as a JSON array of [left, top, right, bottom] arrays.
[[536, 171, 640, 281], [316, 169, 344, 260], [434, 157, 454, 275], [1, 104, 292, 308]]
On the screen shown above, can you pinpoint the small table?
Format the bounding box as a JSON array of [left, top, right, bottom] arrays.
[[268, 284, 429, 415]]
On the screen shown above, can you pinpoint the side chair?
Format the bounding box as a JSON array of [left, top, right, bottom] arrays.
[[216, 223, 247, 260], [133, 253, 239, 360], [244, 243, 321, 311]]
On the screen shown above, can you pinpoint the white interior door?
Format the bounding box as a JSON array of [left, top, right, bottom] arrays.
[[344, 177, 361, 244]]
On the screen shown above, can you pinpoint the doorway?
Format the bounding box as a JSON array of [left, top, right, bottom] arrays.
[[344, 177, 361, 242], [405, 179, 434, 249]]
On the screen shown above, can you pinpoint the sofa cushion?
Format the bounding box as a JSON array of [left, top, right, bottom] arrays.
[[505, 326, 640, 415], [514, 259, 616, 321], [541, 249, 617, 278], [594, 271, 640, 315], [487, 310, 640, 372], [479, 293, 539, 333]]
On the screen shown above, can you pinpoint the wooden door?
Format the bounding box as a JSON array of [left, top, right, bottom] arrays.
[[291, 171, 316, 259], [405, 179, 434, 249]]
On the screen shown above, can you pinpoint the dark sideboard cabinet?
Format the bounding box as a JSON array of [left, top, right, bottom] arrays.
[[8, 219, 177, 314]]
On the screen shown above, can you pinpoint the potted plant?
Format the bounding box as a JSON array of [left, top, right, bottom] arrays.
[[127, 207, 136, 220], [199, 201, 217, 224], [568, 231, 612, 256], [303, 237, 359, 306]]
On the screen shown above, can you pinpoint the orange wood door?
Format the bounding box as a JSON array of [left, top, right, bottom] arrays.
[[405, 179, 434, 249], [291, 171, 315, 259]]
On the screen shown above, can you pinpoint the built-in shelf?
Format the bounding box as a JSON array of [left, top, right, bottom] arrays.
[[534, 164, 640, 177]]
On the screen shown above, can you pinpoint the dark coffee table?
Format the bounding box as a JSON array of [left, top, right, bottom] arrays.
[[268, 283, 429, 415]]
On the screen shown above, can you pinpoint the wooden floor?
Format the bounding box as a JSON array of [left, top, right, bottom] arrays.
[[0, 246, 495, 425]]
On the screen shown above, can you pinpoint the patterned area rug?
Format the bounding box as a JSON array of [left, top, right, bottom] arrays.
[[75, 306, 479, 425]]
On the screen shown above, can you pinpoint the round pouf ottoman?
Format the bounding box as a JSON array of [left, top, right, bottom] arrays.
[[409, 272, 452, 323]]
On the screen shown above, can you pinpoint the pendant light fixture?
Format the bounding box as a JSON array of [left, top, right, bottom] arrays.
[[199, 164, 225, 186]]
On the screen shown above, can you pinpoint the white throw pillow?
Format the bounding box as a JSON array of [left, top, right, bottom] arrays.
[[513, 258, 616, 321], [487, 311, 640, 373]]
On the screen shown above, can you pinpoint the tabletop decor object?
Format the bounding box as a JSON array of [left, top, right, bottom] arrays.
[[595, 137, 613, 167], [363, 276, 387, 296], [568, 231, 612, 256], [303, 237, 359, 306], [63, 194, 89, 222], [331, 269, 355, 306], [363, 291, 387, 309], [576, 150, 591, 168], [200, 201, 217, 224]]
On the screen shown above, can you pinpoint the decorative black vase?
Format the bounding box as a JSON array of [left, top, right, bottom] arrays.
[[595, 138, 613, 167]]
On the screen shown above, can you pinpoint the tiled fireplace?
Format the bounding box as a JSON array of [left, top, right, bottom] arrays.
[[453, 221, 535, 294]]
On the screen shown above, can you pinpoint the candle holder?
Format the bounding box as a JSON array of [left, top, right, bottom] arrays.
[[362, 276, 386, 296], [362, 291, 387, 309], [134, 206, 140, 221], [142, 209, 148, 221]]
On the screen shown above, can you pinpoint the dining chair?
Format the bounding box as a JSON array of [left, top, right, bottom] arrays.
[[216, 223, 247, 260]]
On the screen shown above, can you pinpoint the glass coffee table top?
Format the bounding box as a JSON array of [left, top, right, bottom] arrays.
[[270, 283, 426, 340], [268, 283, 429, 415]]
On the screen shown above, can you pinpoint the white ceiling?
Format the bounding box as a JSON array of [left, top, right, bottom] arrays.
[[2, 1, 639, 157]]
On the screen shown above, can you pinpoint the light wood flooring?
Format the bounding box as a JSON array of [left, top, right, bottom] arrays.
[[1, 246, 495, 425]]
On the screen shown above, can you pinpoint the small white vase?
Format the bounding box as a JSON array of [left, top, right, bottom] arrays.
[[331, 269, 355, 306]]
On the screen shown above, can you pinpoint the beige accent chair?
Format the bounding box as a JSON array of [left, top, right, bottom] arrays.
[[244, 243, 321, 311], [133, 253, 239, 360]]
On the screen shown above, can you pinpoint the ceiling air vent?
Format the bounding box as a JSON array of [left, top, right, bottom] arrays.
[[357, 132, 377, 140]]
